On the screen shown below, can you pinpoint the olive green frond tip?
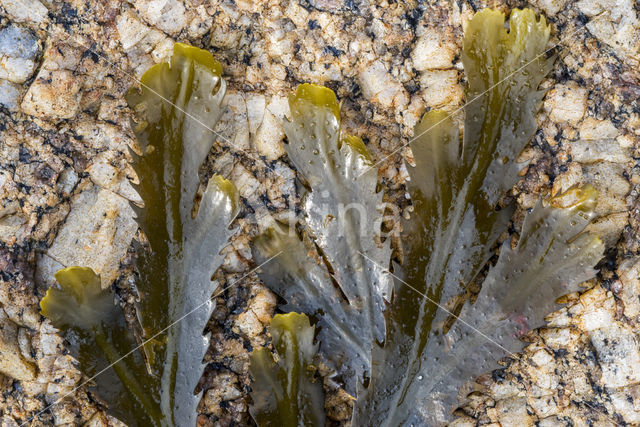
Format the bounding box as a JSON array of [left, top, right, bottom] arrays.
[[289, 83, 340, 121], [41, 267, 113, 330], [125, 40, 234, 426], [354, 7, 557, 425], [270, 311, 314, 341], [260, 83, 391, 388], [172, 42, 223, 76], [42, 267, 163, 426], [417, 108, 450, 126], [138, 43, 223, 87], [508, 8, 551, 44], [466, 7, 551, 42], [341, 135, 373, 163], [464, 8, 551, 75], [249, 313, 325, 427]]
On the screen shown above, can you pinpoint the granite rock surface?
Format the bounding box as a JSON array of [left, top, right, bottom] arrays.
[[0, 0, 638, 425]]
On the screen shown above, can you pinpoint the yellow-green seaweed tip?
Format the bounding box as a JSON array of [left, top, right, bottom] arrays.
[[212, 174, 240, 215], [271, 312, 313, 334], [289, 83, 341, 121], [138, 43, 223, 89], [341, 135, 373, 163], [465, 8, 551, 51], [41, 266, 101, 316]]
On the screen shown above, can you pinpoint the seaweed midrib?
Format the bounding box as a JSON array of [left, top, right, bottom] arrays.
[[380, 66, 515, 425], [161, 59, 196, 425]]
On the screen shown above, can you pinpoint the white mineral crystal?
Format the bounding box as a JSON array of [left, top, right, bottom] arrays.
[[0, 0, 48, 24], [1, 0, 639, 424], [0, 25, 39, 84], [0, 79, 21, 110]]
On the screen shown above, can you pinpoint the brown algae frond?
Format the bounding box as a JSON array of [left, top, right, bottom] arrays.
[[41, 43, 238, 426], [41, 267, 162, 425], [289, 82, 341, 122], [353, 8, 602, 425], [252, 83, 391, 390], [249, 313, 325, 427], [126, 42, 238, 426]]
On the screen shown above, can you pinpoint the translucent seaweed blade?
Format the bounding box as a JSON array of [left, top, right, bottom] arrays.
[[415, 187, 604, 424], [284, 85, 391, 309], [255, 84, 391, 383], [40, 267, 163, 426], [463, 9, 554, 206], [253, 225, 369, 381], [163, 176, 238, 424], [355, 9, 555, 425], [125, 43, 235, 426], [41, 267, 117, 331], [249, 313, 325, 427]]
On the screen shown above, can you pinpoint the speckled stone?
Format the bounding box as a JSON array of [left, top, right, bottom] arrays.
[[0, 308, 35, 381], [0, 0, 48, 24], [0, 25, 40, 83], [0, 79, 21, 110], [0, 0, 639, 425]]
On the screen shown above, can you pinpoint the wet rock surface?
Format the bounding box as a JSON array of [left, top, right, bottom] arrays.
[[0, 0, 638, 425]]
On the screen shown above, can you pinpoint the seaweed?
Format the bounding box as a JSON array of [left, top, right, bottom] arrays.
[[352, 9, 600, 425], [417, 186, 603, 420], [249, 313, 325, 427], [354, 187, 604, 424], [40, 267, 162, 425], [125, 42, 238, 425], [41, 43, 238, 426], [39, 9, 608, 425], [252, 84, 391, 386]]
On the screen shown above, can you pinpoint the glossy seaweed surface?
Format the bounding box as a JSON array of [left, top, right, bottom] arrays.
[[41, 8, 607, 426], [249, 313, 325, 427], [252, 84, 391, 388], [353, 9, 602, 425], [41, 267, 162, 425], [41, 43, 238, 426], [353, 187, 604, 425], [125, 42, 238, 426]]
